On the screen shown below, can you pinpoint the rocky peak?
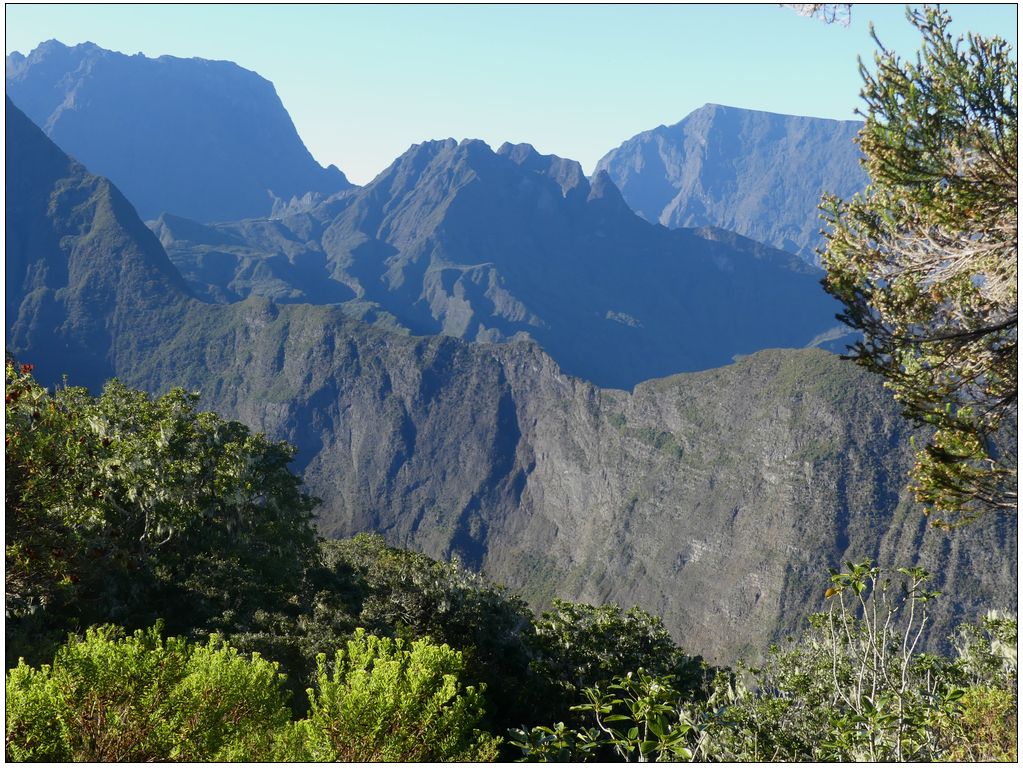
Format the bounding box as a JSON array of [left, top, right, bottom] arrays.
[[497, 142, 588, 198], [586, 169, 628, 207], [594, 103, 867, 263]]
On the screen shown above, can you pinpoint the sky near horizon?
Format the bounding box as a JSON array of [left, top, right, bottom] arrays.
[[5, 3, 1018, 185]]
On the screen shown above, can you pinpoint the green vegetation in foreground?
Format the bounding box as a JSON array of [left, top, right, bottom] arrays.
[[5, 362, 1017, 761], [5, 624, 496, 762], [512, 563, 1017, 762]]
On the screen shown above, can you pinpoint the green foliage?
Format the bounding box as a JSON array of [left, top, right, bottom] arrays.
[[509, 668, 698, 762], [290, 629, 500, 761], [717, 560, 960, 761], [305, 534, 540, 732], [6, 363, 1014, 762], [939, 685, 1017, 761], [508, 721, 602, 762], [5, 625, 291, 762], [531, 599, 710, 714], [821, 7, 1018, 524], [210, 534, 540, 749], [320, 534, 533, 657], [6, 625, 504, 763], [574, 668, 696, 761], [236, 536, 709, 754], [513, 562, 1017, 762], [5, 362, 318, 665], [5, 363, 87, 663], [938, 610, 1018, 761]]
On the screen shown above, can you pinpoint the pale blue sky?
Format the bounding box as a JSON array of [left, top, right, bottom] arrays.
[[5, 3, 1018, 184]]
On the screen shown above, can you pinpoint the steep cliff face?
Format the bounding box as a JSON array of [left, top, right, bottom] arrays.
[[595, 103, 868, 264], [122, 307, 1017, 664], [6, 40, 352, 222]]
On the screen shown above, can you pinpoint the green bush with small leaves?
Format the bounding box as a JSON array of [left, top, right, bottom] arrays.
[[5, 625, 291, 762], [289, 629, 500, 761]]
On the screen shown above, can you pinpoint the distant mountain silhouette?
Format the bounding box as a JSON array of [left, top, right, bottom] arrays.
[[6, 40, 352, 222], [595, 104, 868, 264], [156, 137, 851, 388]]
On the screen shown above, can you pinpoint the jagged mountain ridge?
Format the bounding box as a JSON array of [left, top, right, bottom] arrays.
[[154, 137, 851, 389], [5, 40, 352, 222], [594, 103, 869, 264], [6, 100, 1016, 664]]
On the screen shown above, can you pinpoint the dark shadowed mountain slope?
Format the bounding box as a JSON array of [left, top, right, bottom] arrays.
[[5, 40, 352, 222], [150, 210, 356, 306], [594, 104, 868, 264], [155, 138, 850, 389], [6, 98, 1014, 666], [4, 97, 192, 392]]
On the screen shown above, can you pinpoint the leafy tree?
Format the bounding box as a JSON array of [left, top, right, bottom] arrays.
[[5, 625, 291, 762], [5, 362, 90, 662], [5, 363, 319, 665], [309, 534, 540, 733], [820, 7, 1017, 525], [289, 629, 500, 761], [530, 598, 710, 720]]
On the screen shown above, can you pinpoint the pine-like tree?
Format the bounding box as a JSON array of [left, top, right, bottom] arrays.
[[821, 6, 1017, 525]]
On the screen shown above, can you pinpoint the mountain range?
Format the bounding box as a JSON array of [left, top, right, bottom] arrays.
[[6, 43, 870, 267], [6, 95, 1015, 664], [595, 103, 869, 264], [5, 40, 351, 222], [151, 136, 851, 388]]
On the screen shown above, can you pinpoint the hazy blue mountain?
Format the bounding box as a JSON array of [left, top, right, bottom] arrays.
[[5, 40, 352, 222], [7, 94, 1014, 666], [594, 104, 868, 264], [5, 97, 192, 392], [155, 138, 852, 389]]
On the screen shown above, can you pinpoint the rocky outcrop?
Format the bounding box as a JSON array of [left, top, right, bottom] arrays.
[[121, 303, 1018, 664]]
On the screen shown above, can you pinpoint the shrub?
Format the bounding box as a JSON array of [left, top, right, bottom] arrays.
[[511, 562, 1018, 763], [292, 629, 500, 761], [5, 363, 318, 667], [5, 625, 291, 762]]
